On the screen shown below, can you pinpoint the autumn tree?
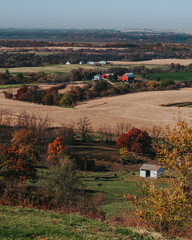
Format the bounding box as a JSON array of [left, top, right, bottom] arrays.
[[47, 137, 70, 165], [0, 129, 38, 183], [124, 117, 192, 236], [117, 127, 152, 154]]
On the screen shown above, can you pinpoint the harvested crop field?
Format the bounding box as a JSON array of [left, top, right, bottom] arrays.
[[1, 88, 192, 130], [109, 59, 192, 66]]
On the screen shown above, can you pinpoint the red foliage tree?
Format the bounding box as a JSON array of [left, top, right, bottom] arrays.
[[116, 127, 152, 154], [14, 86, 28, 100]]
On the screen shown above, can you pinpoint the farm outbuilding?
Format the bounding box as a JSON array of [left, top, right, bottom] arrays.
[[122, 73, 135, 82], [99, 61, 108, 65], [102, 73, 113, 79], [93, 74, 102, 81], [140, 164, 164, 178]]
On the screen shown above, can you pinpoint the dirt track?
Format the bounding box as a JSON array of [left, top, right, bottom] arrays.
[[1, 88, 192, 130]]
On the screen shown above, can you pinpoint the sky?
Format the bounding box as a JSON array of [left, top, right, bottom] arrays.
[[1, 0, 192, 30]]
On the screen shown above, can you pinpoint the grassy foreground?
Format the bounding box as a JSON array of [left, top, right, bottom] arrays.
[[0, 206, 160, 240]]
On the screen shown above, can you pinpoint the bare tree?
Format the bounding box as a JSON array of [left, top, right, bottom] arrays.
[[114, 121, 132, 136], [58, 123, 75, 145], [77, 117, 91, 142], [98, 125, 113, 142]]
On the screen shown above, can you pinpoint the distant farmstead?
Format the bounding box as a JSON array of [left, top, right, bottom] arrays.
[[122, 73, 135, 82], [140, 164, 164, 178]]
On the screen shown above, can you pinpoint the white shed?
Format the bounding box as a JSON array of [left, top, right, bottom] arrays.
[[66, 61, 71, 65], [92, 74, 102, 81], [140, 164, 164, 178]]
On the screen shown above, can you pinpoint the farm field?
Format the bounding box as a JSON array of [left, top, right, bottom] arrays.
[[1, 87, 192, 129], [81, 172, 156, 217], [109, 58, 192, 66], [0, 206, 164, 240], [0, 58, 191, 74], [0, 64, 97, 74], [148, 72, 192, 81]]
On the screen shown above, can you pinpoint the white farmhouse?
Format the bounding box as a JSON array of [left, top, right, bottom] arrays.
[[99, 60, 107, 65], [140, 164, 164, 178]]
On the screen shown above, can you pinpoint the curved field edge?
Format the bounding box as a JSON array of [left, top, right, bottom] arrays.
[[0, 206, 170, 240], [1, 88, 192, 129]]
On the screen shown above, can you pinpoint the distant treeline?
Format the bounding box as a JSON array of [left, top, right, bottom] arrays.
[[1, 43, 192, 67], [1, 29, 192, 44]]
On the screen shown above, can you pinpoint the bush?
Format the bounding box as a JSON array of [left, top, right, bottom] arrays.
[[160, 79, 175, 87]]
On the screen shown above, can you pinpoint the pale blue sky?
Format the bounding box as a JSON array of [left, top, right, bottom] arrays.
[[1, 0, 192, 30]]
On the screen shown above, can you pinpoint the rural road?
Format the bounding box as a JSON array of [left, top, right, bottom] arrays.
[[1, 88, 192, 131]]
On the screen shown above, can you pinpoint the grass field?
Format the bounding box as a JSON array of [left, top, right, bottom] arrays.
[[36, 169, 167, 219], [0, 206, 164, 240], [0, 63, 168, 74], [0, 64, 98, 74], [148, 72, 192, 81]]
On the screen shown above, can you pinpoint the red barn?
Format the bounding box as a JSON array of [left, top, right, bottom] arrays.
[[102, 73, 113, 79], [122, 73, 135, 82]]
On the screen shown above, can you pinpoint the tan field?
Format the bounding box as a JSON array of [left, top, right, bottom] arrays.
[[1, 88, 192, 130], [109, 59, 192, 66]]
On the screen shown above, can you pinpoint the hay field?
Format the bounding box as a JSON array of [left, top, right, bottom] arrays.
[[1, 88, 192, 130], [109, 59, 192, 66]]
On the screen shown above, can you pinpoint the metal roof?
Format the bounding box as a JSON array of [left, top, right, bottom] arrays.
[[140, 164, 163, 171], [125, 73, 134, 77]]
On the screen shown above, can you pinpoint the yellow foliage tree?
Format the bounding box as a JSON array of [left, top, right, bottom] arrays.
[[125, 115, 192, 236]]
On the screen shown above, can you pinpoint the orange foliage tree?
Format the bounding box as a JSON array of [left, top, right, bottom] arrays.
[[47, 137, 70, 165], [0, 129, 38, 183]]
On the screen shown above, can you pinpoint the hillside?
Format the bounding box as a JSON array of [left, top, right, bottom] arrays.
[[1, 87, 192, 129], [0, 206, 168, 240]]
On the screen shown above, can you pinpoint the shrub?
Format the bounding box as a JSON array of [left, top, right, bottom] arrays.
[[59, 91, 77, 106], [160, 79, 175, 88]]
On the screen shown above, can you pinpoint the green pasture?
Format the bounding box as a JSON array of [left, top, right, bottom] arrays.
[[0, 206, 161, 240], [0, 63, 169, 74], [0, 64, 98, 74], [148, 72, 192, 81]]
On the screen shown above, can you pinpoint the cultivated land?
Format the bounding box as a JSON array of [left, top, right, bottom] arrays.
[[0, 58, 191, 74], [1, 87, 192, 129], [109, 59, 192, 66]]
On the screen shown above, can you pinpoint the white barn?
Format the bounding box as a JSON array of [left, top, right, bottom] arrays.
[[140, 164, 164, 178]]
